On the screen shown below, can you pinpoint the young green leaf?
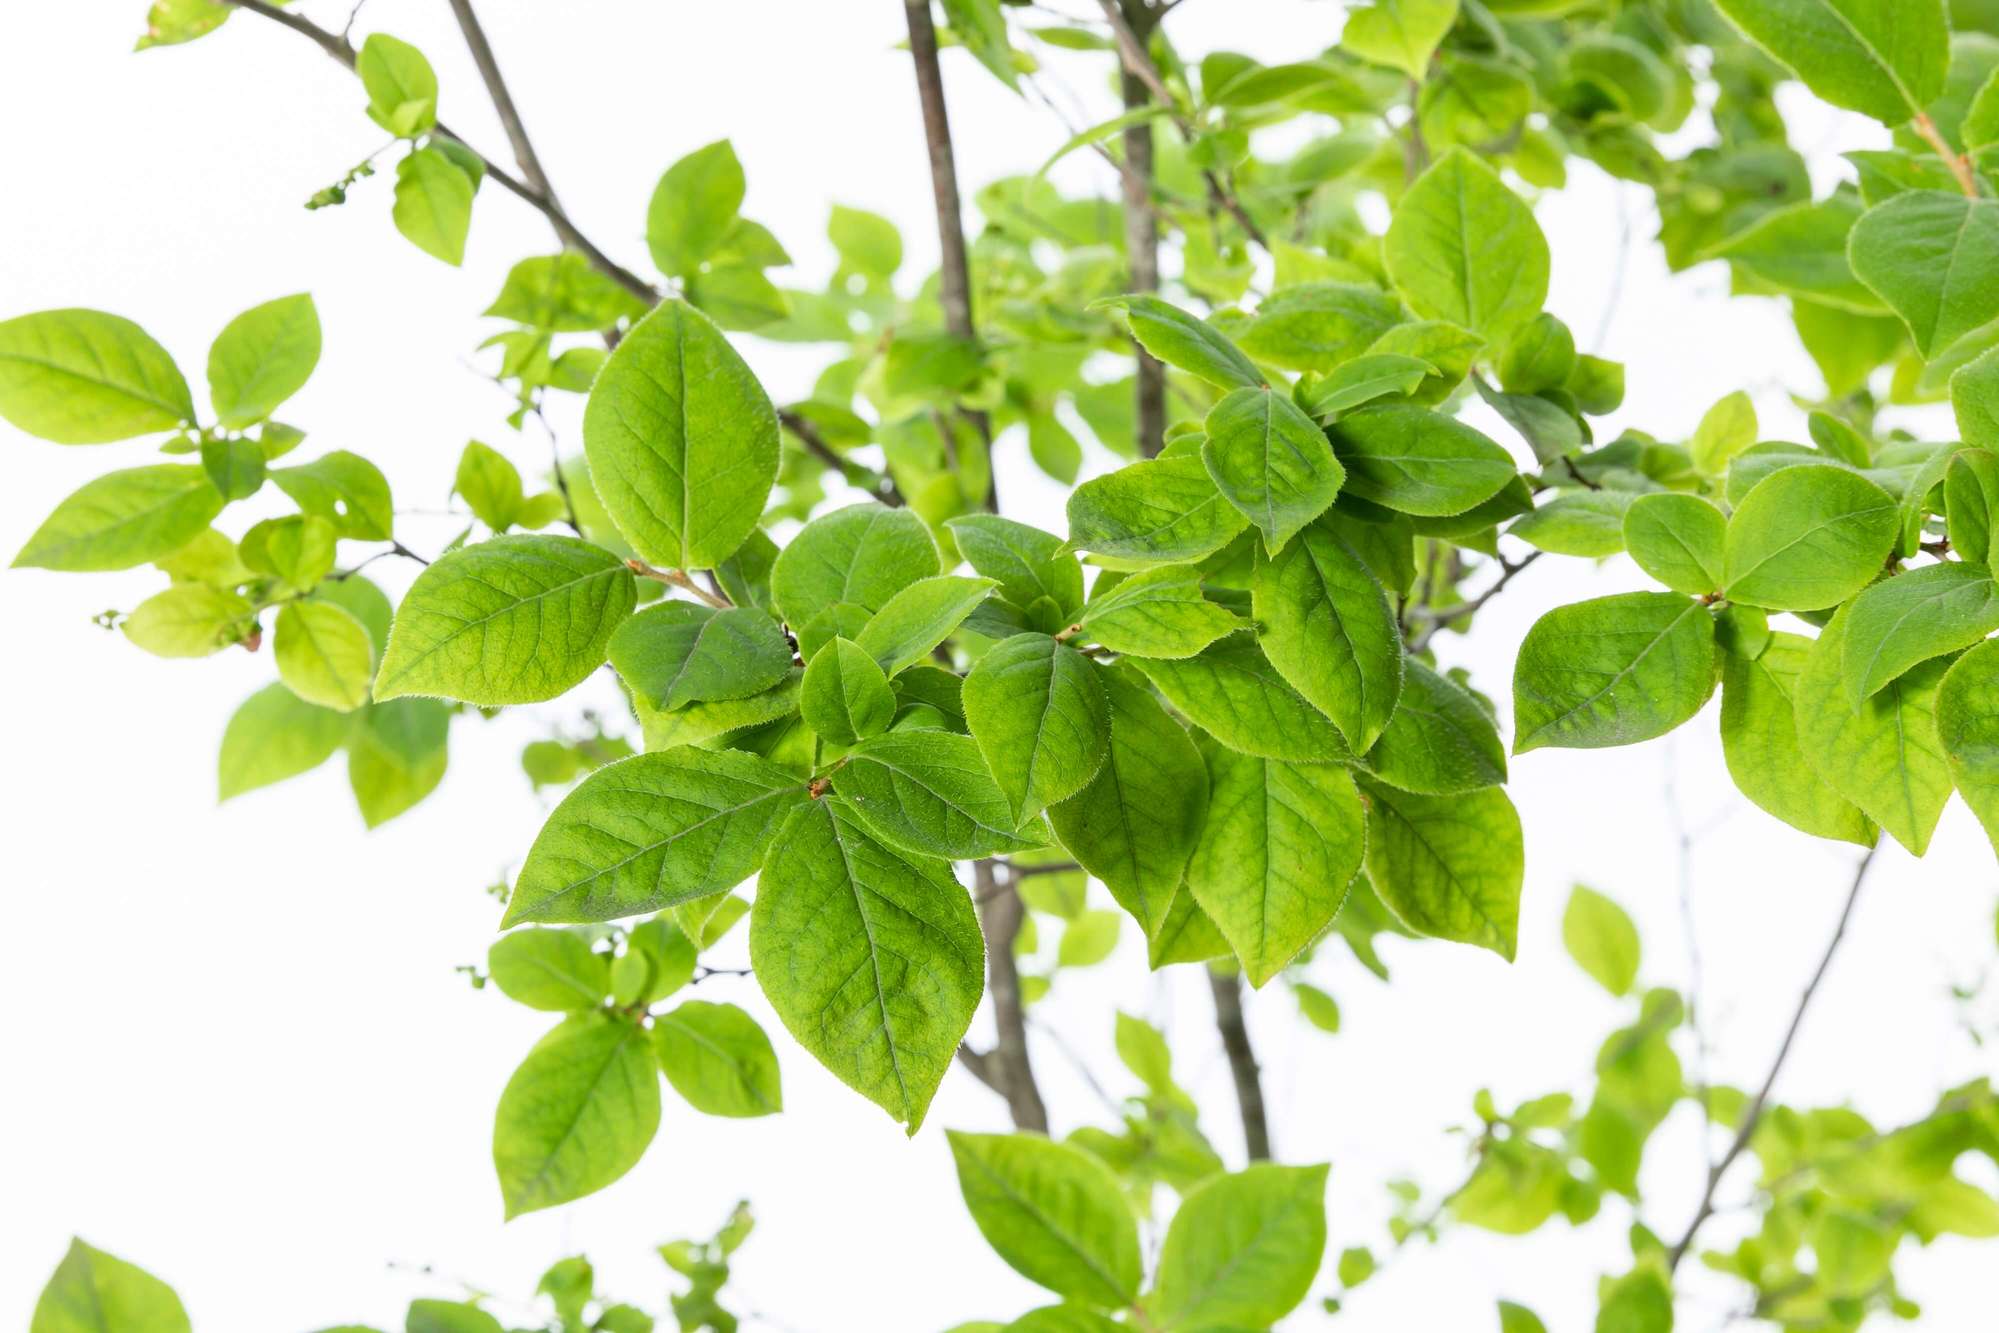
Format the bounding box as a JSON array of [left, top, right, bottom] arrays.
[[269, 451, 394, 540], [1202, 387, 1347, 553], [1953, 347, 1999, 452], [609, 602, 794, 711], [1562, 886, 1640, 996], [454, 440, 524, 531], [1150, 1164, 1330, 1331], [1129, 634, 1352, 762], [833, 730, 1049, 859], [1326, 403, 1518, 517], [1065, 454, 1251, 564], [1385, 148, 1549, 343], [31, 1238, 191, 1333], [651, 1000, 783, 1117], [1188, 748, 1366, 986], [357, 32, 438, 136], [646, 141, 745, 277], [121, 582, 252, 658], [1047, 665, 1207, 936], [854, 575, 995, 675], [488, 928, 612, 1012], [948, 1131, 1142, 1308], [1622, 492, 1727, 595], [206, 292, 320, 429], [274, 600, 373, 712], [1945, 447, 1999, 566], [800, 636, 897, 744], [1362, 660, 1507, 795], [1508, 491, 1633, 558], [1937, 638, 1999, 856], [946, 514, 1084, 619], [963, 633, 1111, 825], [1513, 592, 1717, 752], [637, 670, 802, 751], [1296, 353, 1435, 419], [347, 698, 450, 828], [393, 148, 475, 265], [1341, 0, 1460, 82], [375, 535, 635, 706], [0, 308, 193, 443], [1720, 633, 1876, 845], [1253, 523, 1404, 751], [13, 465, 224, 572], [492, 1011, 660, 1218], [1073, 565, 1240, 659], [582, 299, 780, 570], [1841, 563, 1999, 703], [749, 798, 983, 1133], [771, 502, 940, 625], [1362, 778, 1523, 960], [217, 682, 347, 801], [1094, 295, 1264, 390], [1723, 464, 1898, 610], [508, 748, 806, 925], [1711, 0, 1948, 125], [1236, 283, 1403, 375], [1848, 192, 1999, 360]]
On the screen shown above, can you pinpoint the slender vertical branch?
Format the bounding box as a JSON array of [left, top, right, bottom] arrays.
[[1666, 845, 1880, 1273], [1114, 0, 1167, 458], [1208, 965, 1271, 1161], [970, 860, 1050, 1132], [443, 0, 559, 203]]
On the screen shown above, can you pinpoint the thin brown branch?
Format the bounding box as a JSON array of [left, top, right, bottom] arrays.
[[1114, 1, 1167, 458], [1666, 845, 1880, 1274], [778, 409, 904, 507], [1407, 551, 1544, 652], [443, 0, 559, 203], [967, 860, 1051, 1132], [626, 559, 733, 608], [1208, 965, 1271, 1161], [216, 0, 659, 306], [1911, 112, 1981, 199]]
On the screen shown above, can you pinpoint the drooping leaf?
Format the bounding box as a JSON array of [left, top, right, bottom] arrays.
[[274, 600, 374, 712], [347, 698, 450, 828], [1385, 149, 1549, 342], [1720, 632, 1876, 845], [1363, 660, 1507, 795], [1066, 455, 1252, 564], [506, 748, 808, 925], [948, 1131, 1142, 1308], [749, 798, 984, 1133], [392, 148, 475, 265], [964, 633, 1111, 824], [1130, 634, 1352, 762], [0, 308, 193, 443], [1562, 886, 1640, 996], [206, 292, 320, 429], [492, 1011, 660, 1218], [13, 465, 224, 571], [1848, 192, 1999, 360], [1362, 778, 1523, 959], [1326, 403, 1518, 517], [488, 928, 612, 1012], [1723, 464, 1899, 610], [581, 299, 780, 570], [609, 601, 794, 711], [1094, 295, 1264, 390], [651, 1000, 783, 1117], [1149, 1164, 1330, 1332], [357, 32, 438, 136], [217, 683, 347, 800], [1253, 523, 1404, 751], [375, 535, 636, 706], [1513, 592, 1717, 753]]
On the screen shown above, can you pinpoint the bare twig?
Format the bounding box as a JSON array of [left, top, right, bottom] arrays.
[[530, 404, 583, 535], [443, 0, 558, 202], [1911, 112, 1981, 199], [1666, 845, 1880, 1274], [778, 409, 904, 507], [1407, 551, 1544, 652], [216, 0, 660, 306], [964, 860, 1051, 1133], [626, 559, 733, 609], [1208, 965, 1271, 1161]]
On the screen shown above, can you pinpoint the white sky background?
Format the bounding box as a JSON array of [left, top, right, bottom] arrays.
[[2, 3, 1997, 1330]]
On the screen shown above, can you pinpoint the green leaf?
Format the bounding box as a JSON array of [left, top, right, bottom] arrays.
[[357, 33, 437, 136], [1509, 491, 1633, 558], [646, 140, 745, 277], [1708, 196, 1883, 314], [1513, 592, 1717, 752], [13, 465, 223, 572], [1711, 0, 1948, 125], [940, 0, 1022, 90], [486, 253, 648, 332], [1341, 0, 1460, 80], [1065, 455, 1251, 564], [1720, 632, 1876, 845], [493, 1011, 660, 1218], [1794, 606, 1953, 854], [1499, 1301, 1549, 1333], [637, 670, 802, 750], [855, 575, 995, 675], [1842, 563, 1999, 702], [1048, 665, 1207, 936], [1849, 192, 1999, 360], [31, 1238, 190, 1333], [1058, 910, 1121, 967], [948, 1131, 1141, 1308], [218, 682, 347, 800], [347, 698, 449, 828], [1130, 634, 1352, 762], [1188, 748, 1366, 985], [507, 748, 808, 925], [270, 451, 394, 540], [488, 928, 611, 1012], [199, 437, 265, 502], [1297, 353, 1436, 419], [121, 582, 252, 658], [749, 798, 984, 1133], [833, 729, 1048, 859], [1150, 1164, 1330, 1331], [393, 148, 475, 265], [964, 633, 1111, 825], [1362, 778, 1523, 959], [1622, 492, 1727, 595], [206, 292, 320, 429], [1723, 464, 1899, 610], [1946, 447, 1999, 565], [582, 300, 780, 570], [1562, 886, 1640, 996], [275, 600, 374, 712], [1202, 387, 1347, 553], [947, 515, 1083, 619], [1074, 566, 1239, 659], [651, 1000, 782, 1117], [1327, 403, 1517, 517], [0, 308, 194, 443], [406, 1300, 501, 1333], [1094, 295, 1264, 391], [1954, 347, 1999, 452], [1385, 149, 1549, 343], [375, 535, 636, 706], [135, 0, 231, 51], [1253, 523, 1404, 751], [801, 636, 898, 744], [454, 440, 524, 531], [1363, 659, 1507, 795], [772, 503, 940, 624], [1938, 638, 1999, 855], [1297, 983, 1343, 1035], [829, 203, 902, 277], [1236, 283, 1404, 376], [609, 602, 793, 711]]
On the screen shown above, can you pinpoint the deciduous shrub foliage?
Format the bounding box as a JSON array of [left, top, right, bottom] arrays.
[[16, 0, 1999, 1329]]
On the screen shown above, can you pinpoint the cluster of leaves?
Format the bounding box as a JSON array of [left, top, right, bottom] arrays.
[[16, 0, 1999, 1327]]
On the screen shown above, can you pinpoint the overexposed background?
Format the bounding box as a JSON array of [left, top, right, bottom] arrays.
[[2, 3, 1995, 1330]]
